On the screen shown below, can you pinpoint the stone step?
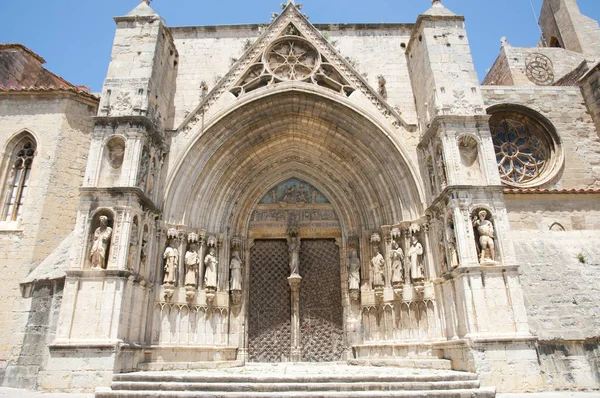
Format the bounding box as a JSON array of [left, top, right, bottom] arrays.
[[348, 358, 453, 370], [113, 372, 478, 384], [96, 387, 497, 398], [95, 364, 496, 398], [109, 380, 481, 392]]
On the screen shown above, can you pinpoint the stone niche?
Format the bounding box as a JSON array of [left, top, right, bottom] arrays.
[[98, 136, 126, 187]]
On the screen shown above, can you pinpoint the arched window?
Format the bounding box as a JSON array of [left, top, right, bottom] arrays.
[[549, 36, 562, 48], [2, 136, 36, 222], [488, 105, 563, 188]]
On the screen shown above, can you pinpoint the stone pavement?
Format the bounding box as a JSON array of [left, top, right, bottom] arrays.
[[1, 387, 600, 398]]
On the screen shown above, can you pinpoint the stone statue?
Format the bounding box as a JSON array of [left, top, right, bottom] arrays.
[[287, 234, 301, 276], [282, 185, 294, 203], [139, 232, 148, 272], [90, 215, 112, 269], [297, 185, 310, 203], [270, 189, 278, 203], [230, 250, 243, 291], [163, 244, 178, 285], [446, 223, 459, 269], [348, 249, 360, 290], [127, 221, 139, 271], [137, 149, 149, 190], [204, 247, 218, 289], [407, 236, 424, 283], [390, 241, 405, 284], [377, 75, 388, 100], [371, 247, 385, 287], [473, 210, 496, 263], [184, 244, 199, 287]]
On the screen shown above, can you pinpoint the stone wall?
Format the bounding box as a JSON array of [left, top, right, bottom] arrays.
[[482, 47, 585, 87], [580, 64, 600, 136], [1, 281, 63, 389], [0, 94, 96, 387], [482, 86, 600, 189]]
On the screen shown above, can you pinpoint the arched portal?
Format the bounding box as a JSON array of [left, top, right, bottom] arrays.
[[163, 88, 425, 362]]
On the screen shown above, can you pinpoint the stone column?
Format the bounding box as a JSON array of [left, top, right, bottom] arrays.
[[197, 231, 207, 288], [288, 274, 302, 362], [177, 230, 186, 287], [239, 237, 255, 363]]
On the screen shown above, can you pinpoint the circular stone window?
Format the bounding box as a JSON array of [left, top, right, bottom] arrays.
[[489, 109, 562, 187], [265, 37, 320, 81]]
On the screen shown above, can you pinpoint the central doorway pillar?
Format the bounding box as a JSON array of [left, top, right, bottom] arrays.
[[288, 275, 302, 362]]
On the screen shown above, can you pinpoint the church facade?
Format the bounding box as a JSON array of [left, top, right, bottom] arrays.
[[1, 0, 600, 394]]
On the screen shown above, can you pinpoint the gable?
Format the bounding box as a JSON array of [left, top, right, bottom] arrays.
[[178, 2, 408, 135]]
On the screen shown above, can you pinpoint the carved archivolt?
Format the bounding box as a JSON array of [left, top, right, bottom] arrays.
[[231, 35, 354, 98]]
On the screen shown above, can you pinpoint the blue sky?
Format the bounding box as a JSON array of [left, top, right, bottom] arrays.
[[1, 0, 599, 92]]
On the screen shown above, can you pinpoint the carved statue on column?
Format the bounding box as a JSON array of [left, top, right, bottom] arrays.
[[163, 242, 178, 285], [473, 209, 496, 265], [230, 250, 243, 291], [407, 236, 425, 283], [287, 228, 301, 276], [348, 249, 361, 291], [184, 243, 199, 287], [90, 215, 112, 269], [371, 247, 385, 288], [390, 241, 405, 285], [203, 247, 218, 289]]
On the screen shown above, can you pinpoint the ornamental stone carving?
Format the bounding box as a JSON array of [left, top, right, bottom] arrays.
[[525, 53, 555, 86], [266, 37, 319, 81], [90, 215, 112, 270]]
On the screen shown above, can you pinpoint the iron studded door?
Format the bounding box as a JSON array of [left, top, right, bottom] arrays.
[[248, 240, 291, 362], [299, 239, 345, 362]]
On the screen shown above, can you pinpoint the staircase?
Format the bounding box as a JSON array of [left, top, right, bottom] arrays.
[[95, 363, 496, 397]]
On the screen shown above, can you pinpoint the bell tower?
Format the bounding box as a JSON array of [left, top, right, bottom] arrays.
[[407, 0, 541, 389], [44, 1, 178, 390]]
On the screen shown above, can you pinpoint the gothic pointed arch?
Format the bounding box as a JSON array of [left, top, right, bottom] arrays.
[[0, 130, 38, 223], [164, 88, 425, 234]]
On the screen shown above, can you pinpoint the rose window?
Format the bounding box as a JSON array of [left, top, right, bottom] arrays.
[[489, 110, 560, 187], [266, 38, 319, 81]]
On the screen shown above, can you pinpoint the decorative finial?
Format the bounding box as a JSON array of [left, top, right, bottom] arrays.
[[500, 36, 510, 47], [281, 0, 302, 9], [432, 0, 441, 4], [142, 0, 151, 5]]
